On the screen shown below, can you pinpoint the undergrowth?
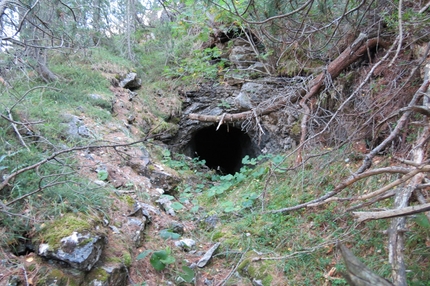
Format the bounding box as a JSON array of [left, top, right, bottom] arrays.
[[167, 148, 430, 285], [0, 48, 123, 247]]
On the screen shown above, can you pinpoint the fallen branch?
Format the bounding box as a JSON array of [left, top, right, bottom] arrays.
[[346, 189, 397, 212], [270, 78, 430, 214], [353, 203, 430, 223], [0, 139, 149, 192], [339, 243, 393, 285], [296, 36, 388, 163], [355, 44, 430, 174], [216, 246, 249, 286], [268, 166, 412, 214], [6, 109, 30, 151], [353, 165, 430, 202], [188, 96, 291, 122]]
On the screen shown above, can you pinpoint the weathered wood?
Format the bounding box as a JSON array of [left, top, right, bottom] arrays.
[[296, 37, 388, 163], [388, 120, 430, 286], [353, 203, 430, 223], [339, 243, 393, 286], [188, 97, 290, 122]]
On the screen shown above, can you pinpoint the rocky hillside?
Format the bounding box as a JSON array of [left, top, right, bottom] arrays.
[[1, 1, 430, 285]]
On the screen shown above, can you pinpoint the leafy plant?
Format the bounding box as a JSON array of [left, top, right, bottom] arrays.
[[97, 169, 109, 181], [159, 229, 181, 240], [164, 47, 225, 82], [137, 247, 176, 271], [176, 265, 195, 283], [218, 100, 231, 109], [159, 194, 185, 211]]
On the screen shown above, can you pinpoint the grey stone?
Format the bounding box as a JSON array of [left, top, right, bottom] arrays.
[[229, 39, 258, 69], [146, 166, 180, 194], [119, 72, 141, 89], [175, 238, 196, 251], [89, 93, 102, 100], [234, 92, 253, 110], [156, 196, 175, 216], [38, 232, 106, 271], [62, 114, 91, 139], [169, 221, 185, 235], [196, 242, 220, 268], [252, 278, 264, 286], [88, 264, 128, 286], [127, 217, 147, 247]]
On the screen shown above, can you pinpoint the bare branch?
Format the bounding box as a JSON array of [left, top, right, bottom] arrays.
[[388, 0, 403, 67], [219, 0, 314, 25], [353, 203, 430, 223], [6, 109, 29, 151], [0, 139, 149, 192], [353, 165, 430, 202]]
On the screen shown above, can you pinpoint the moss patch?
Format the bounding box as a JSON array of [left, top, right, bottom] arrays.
[[237, 253, 274, 286], [86, 267, 110, 283], [36, 267, 84, 286], [37, 213, 98, 248]]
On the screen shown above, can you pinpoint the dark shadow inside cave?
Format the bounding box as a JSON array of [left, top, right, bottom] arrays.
[[188, 124, 259, 174]]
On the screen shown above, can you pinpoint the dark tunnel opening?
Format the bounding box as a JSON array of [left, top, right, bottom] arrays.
[[189, 124, 258, 174]]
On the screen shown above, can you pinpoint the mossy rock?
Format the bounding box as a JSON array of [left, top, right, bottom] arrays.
[[237, 253, 274, 286], [36, 267, 84, 286], [37, 213, 101, 249], [86, 263, 128, 286]]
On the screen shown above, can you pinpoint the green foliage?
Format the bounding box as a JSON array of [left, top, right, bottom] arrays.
[[217, 100, 231, 109], [97, 169, 109, 181], [159, 229, 181, 240], [137, 247, 176, 271], [164, 47, 226, 82], [161, 148, 207, 174], [176, 265, 195, 283]]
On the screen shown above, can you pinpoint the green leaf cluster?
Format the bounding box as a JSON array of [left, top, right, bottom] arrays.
[[137, 247, 176, 271]]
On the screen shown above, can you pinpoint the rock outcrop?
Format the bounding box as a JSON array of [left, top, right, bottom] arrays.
[[38, 232, 106, 271], [168, 77, 302, 159]]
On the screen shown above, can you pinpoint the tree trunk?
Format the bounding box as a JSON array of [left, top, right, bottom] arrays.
[[35, 49, 58, 82]]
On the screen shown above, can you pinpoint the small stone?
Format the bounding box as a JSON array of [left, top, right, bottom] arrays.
[[109, 225, 121, 234], [196, 242, 220, 268], [156, 196, 175, 216], [169, 221, 185, 235], [175, 238, 196, 251], [252, 278, 264, 286]]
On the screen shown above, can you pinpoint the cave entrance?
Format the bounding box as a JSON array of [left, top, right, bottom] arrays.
[[189, 124, 258, 174]]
